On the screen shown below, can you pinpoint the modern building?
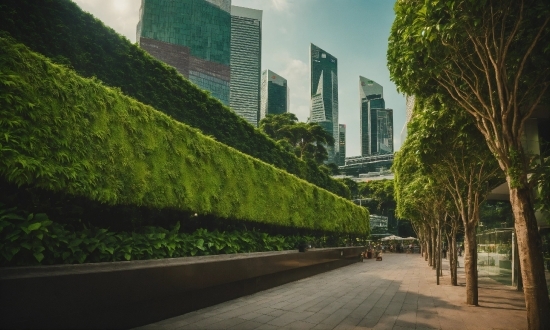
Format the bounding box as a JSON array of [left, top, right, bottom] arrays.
[[369, 214, 389, 231], [260, 70, 289, 120], [359, 76, 394, 156], [230, 5, 262, 126], [310, 43, 339, 164], [137, 0, 231, 105], [338, 124, 346, 166]]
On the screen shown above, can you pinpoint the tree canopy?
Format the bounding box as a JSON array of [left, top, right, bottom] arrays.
[[259, 114, 335, 164]]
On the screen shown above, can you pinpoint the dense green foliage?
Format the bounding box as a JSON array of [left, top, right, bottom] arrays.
[[0, 0, 349, 198], [0, 37, 369, 234], [0, 206, 363, 267], [259, 113, 335, 164]]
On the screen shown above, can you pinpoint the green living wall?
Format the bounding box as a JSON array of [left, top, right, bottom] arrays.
[[0, 0, 349, 198], [0, 37, 369, 234]]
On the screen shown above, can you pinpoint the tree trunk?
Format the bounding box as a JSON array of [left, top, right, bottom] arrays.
[[509, 183, 550, 329], [464, 223, 478, 305], [451, 231, 458, 286], [430, 228, 437, 269], [437, 222, 441, 285], [426, 228, 432, 264]]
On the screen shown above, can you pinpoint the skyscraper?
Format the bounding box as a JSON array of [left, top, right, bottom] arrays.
[[360, 76, 394, 156], [137, 0, 231, 105], [310, 43, 339, 164], [230, 6, 262, 126], [260, 70, 289, 120], [338, 124, 346, 166]]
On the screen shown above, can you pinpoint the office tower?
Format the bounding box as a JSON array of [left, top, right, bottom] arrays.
[[310, 43, 339, 164], [230, 6, 262, 126], [137, 0, 231, 105], [338, 124, 346, 166], [360, 76, 394, 156], [260, 70, 289, 120]]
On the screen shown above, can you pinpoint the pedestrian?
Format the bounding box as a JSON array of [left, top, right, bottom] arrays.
[[442, 247, 447, 259]]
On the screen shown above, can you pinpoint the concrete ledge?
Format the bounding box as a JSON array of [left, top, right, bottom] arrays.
[[0, 246, 363, 329]]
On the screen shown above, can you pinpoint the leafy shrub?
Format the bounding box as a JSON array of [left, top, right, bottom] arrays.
[[0, 207, 366, 267]]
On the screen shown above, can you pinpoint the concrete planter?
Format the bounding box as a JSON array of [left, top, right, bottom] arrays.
[[0, 246, 363, 329]]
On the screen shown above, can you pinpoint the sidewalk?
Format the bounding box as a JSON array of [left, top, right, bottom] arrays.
[[135, 253, 527, 330]]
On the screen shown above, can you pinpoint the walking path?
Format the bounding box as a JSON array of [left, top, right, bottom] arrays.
[[135, 253, 527, 329]]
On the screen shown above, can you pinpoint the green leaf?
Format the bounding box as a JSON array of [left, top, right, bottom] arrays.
[[33, 252, 44, 263], [27, 222, 41, 231]]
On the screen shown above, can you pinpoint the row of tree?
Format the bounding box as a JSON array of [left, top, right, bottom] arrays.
[[388, 0, 550, 328]]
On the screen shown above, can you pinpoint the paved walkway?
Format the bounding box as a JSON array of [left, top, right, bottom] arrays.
[[135, 253, 527, 330]]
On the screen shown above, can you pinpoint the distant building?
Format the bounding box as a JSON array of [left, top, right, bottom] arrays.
[[260, 70, 289, 120], [370, 214, 389, 230], [230, 5, 262, 126], [310, 43, 339, 164], [338, 124, 346, 166], [137, 0, 231, 105], [359, 76, 393, 156]]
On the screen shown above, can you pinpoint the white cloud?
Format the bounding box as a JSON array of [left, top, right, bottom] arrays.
[[271, 0, 289, 11], [274, 52, 310, 122], [73, 0, 140, 42]]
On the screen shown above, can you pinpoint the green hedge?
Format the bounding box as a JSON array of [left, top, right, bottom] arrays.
[[0, 37, 369, 234], [0, 0, 349, 198]]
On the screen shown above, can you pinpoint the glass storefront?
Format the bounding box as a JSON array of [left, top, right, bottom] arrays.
[[477, 228, 515, 286]]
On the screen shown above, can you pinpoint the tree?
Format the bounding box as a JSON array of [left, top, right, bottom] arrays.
[[258, 113, 299, 141], [259, 114, 335, 164], [339, 178, 359, 198], [406, 94, 501, 298], [388, 1, 550, 326]]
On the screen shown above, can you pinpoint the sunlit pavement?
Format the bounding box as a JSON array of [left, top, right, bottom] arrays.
[[135, 252, 527, 330]]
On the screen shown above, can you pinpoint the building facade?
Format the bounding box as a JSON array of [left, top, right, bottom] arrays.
[[260, 70, 289, 120], [310, 43, 339, 164], [137, 0, 231, 105], [230, 6, 262, 126], [360, 76, 393, 156], [338, 124, 346, 166]]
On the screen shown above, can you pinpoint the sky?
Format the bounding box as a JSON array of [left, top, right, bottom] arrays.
[[72, 0, 405, 157]]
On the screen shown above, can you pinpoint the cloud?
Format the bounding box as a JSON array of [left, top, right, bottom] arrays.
[[73, 0, 140, 42], [274, 52, 310, 122], [271, 0, 289, 11]]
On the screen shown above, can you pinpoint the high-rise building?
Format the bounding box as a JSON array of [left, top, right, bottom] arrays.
[[137, 0, 231, 105], [360, 76, 394, 156], [260, 70, 289, 120], [338, 124, 346, 166], [230, 6, 262, 126], [310, 43, 339, 163]]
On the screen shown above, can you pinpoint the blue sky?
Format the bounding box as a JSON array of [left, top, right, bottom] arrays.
[[73, 0, 405, 156]]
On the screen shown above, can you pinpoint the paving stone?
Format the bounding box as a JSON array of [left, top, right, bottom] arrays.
[[134, 254, 529, 330]]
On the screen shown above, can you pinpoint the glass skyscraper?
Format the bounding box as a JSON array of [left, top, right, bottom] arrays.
[[260, 70, 289, 120], [338, 124, 346, 166], [230, 6, 262, 126], [360, 76, 393, 156], [137, 0, 231, 105], [310, 43, 339, 164]]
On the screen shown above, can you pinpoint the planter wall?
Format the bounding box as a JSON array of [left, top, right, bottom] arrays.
[[0, 246, 364, 329]]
